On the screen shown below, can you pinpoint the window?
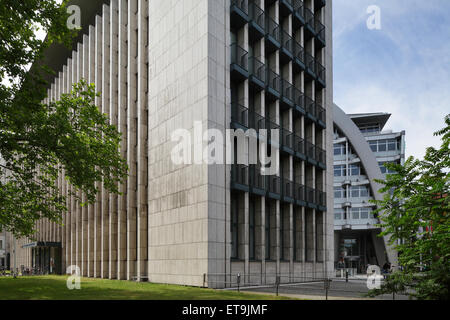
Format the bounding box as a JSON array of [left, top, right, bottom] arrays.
[[370, 139, 399, 153], [350, 185, 369, 198], [351, 208, 360, 220], [360, 208, 370, 219], [334, 208, 344, 220], [334, 143, 346, 156], [334, 186, 346, 199], [369, 141, 378, 152], [0, 240, 2, 250], [360, 124, 380, 134], [348, 164, 361, 176], [388, 139, 397, 151], [350, 208, 373, 220], [378, 139, 387, 152], [334, 165, 346, 177]]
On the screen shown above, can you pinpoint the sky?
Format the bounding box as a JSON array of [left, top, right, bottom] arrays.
[[333, 0, 450, 160]]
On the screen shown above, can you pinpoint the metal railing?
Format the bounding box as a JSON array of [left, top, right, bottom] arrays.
[[231, 164, 249, 186], [249, 165, 266, 190], [231, 43, 248, 71], [293, 87, 305, 109], [293, 134, 305, 154], [315, 18, 326, 42], [249, 57, 266, 83], [231, 0, 249, 15], [249, 0, 265, 30], [316, 60, 326, 84], [281, 29, 293, 54], [293, 39, 305, 64], [266, 16, 281, 43], [293, 0, 304, 20], [305, 51, 316, 75], [267, 175, 281, 194], [231, 102, 249, 127], [266, 68, 281, 94], [281, 78, 294, 103]]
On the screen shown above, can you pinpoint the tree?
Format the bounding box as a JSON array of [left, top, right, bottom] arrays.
[[369, 114, 450, 300], [0, 0, 127, 237]]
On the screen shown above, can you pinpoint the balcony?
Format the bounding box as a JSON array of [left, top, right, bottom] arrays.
[[231, 43, 249, 82], [314, 18, 326, 46], [293, 134, 306, 158], [265, 68, 281, 100], [249, 1, 265, 41], [231, 165, 326, 210], [280, 0, 294, 16], [259, 116, 280, 145], [231, 164, 249, 192], [282, 178, 295, 202], [280, 29, 294, 63], [293, 87, 305, 115], [304, 52, 316, 79], [293, 40, 305, 71], [231, 0, 249, 29], [281, 79, 295, 108], [249, 165, 266, 195], [305, 96, 326, 127], [316, 102, 326, 127], [267, 175, 281, 199], [249, 57, 266, 90], [305, 140, 326, 167], [316, 60, 326, 87], [303, 7, 316, 36], [231, 102, 249, 129], [281, 128, 294, 154], [265, 16, 281, 53], [292, 0, 306, 28]]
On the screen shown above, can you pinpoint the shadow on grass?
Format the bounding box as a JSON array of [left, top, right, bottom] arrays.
[[0, 276, 292, 300]]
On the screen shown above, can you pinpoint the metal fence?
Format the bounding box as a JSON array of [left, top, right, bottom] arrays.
[[205, 271, 412, 300]]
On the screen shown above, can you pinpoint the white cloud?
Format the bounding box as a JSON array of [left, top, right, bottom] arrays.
[[333, 0, 450, 160]]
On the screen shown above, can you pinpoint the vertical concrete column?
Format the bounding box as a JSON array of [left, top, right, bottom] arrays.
[[137, 0, 149, 281], [101, 4, 111, 279], [87, 25, 96, 278], [117, 0, 128, 280], [126, 0, 138, 280], [94, 15, 103, 278], [109, 0, 119, 280], [76, 41, 84, 273], [81, 35, 89, 277], [70, 51, 77, 269], [65, 58, 72, 270]]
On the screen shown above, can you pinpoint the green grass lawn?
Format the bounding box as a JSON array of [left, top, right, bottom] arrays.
[[0, 276, 292, 300]]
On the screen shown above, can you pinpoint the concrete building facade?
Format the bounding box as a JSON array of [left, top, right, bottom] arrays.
[[333, 104, 405, 274], [10, 0, 333, 287]]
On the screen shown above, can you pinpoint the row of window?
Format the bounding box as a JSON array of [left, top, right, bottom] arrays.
[[333, 143, 347, 156], [334, 207, 375, 221], [359, 124, 380, 134], [334, 185, 370, 199], [333, 164, 362, 177], [369, 139, 401, 153]]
